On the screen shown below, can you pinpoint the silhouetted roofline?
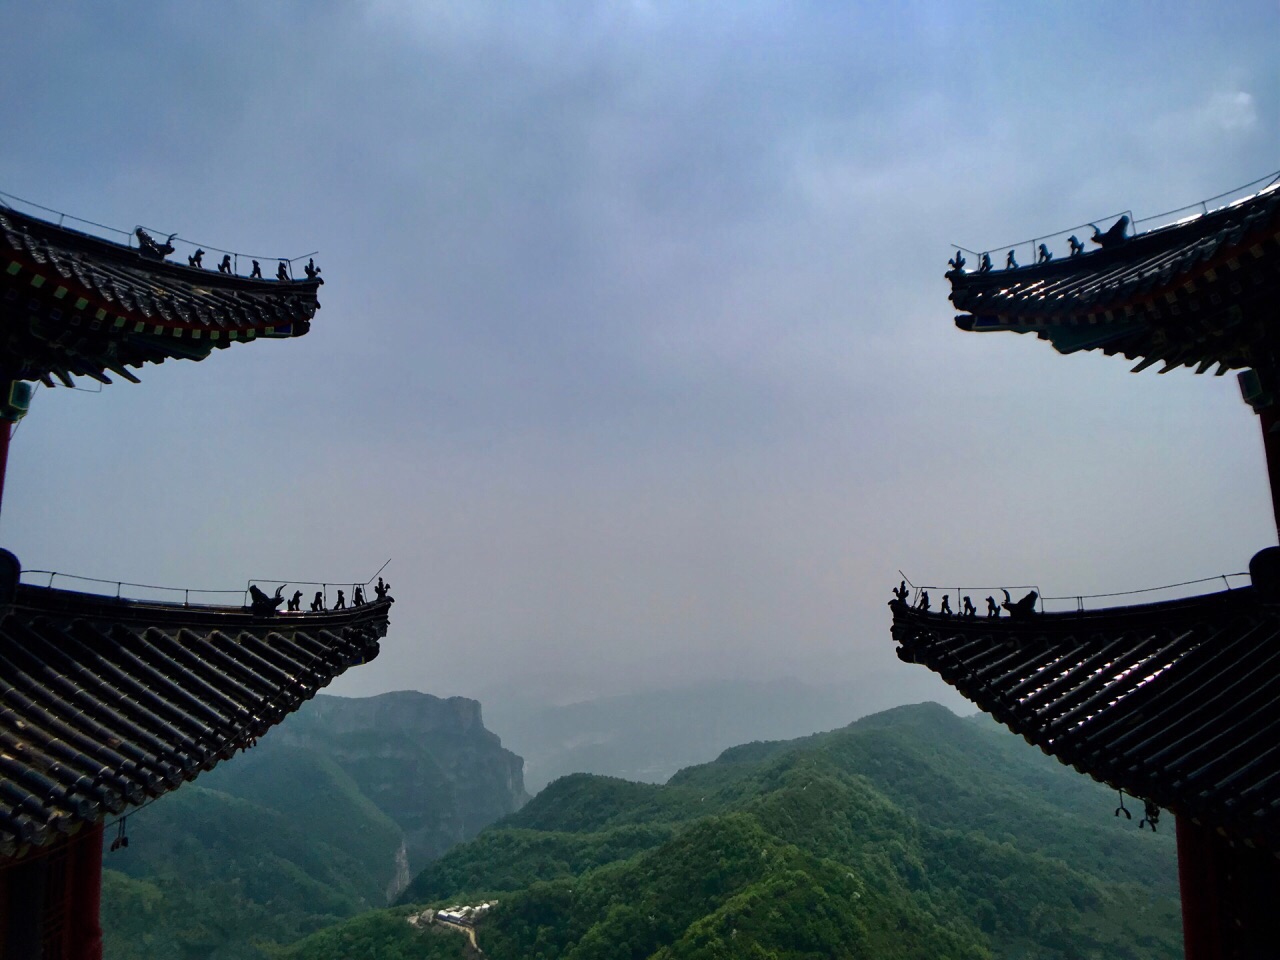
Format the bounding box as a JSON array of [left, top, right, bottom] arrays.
[[0, 584, 389, 858], [947, 180, 1280, 377], [890, 585, 1280, 847], [0, 204, 322, 386]]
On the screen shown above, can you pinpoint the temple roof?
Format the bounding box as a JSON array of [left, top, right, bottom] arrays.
[[0, 583, 388, 858], [947, 181, 1280, 376], [0, 205, 320, 386], [889, 588, 1280, 847]]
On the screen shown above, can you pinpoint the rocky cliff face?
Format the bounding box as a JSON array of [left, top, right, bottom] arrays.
[[387, 839, 412, 902], [273, 690, 529, 875]]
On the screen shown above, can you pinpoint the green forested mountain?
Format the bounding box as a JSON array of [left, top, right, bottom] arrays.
[[100, 691, 528, 960], [358, 702, 1180, 960], [268, 907, 472, 960], [107, 700, 1182, 960], [102, 754, 401, 960], [274, 691, 529, 866]]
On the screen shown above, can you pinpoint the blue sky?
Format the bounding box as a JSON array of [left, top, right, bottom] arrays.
[[1, 1, 1276, 706]]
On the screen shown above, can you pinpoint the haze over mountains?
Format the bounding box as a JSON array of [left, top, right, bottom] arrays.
[[484, 674, 972, 792]]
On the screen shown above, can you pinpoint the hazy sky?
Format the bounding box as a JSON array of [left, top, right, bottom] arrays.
[[1, 2, 1276, 708]]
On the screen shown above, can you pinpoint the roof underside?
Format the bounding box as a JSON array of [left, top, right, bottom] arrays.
[[890, 588, 1280, 847], [0, 584, 389, 858], [948, 184, 1280, 377], [0, 207, 320, 385]]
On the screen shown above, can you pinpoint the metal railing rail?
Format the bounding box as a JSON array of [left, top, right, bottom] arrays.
[[21, 558, 391, 609], [948, 166, 1280, 272], [0, 189, 319, 280], [901, 570, 1249, 616], [1040, 572, 1249, 613], [950, 211, 1133, 275], [1132, 169, 1280, 234], [897, 570, 1250, 615]]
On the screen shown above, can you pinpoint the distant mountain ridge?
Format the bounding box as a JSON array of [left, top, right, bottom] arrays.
[[484, 676, 956, 792]]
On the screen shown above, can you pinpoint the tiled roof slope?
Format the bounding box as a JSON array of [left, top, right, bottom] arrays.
[[947, 183, 1280, 375], [889, 588, 1280, 847], [0, 584, 388, 857], [0, 206, 320, 385]]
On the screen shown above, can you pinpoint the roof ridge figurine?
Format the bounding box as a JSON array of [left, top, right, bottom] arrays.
[[248, 583, 285, 615], [1090, 214, 1129, 249], [134, 227, 176, 261]]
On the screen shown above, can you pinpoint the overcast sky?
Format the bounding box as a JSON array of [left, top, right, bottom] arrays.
[[0, 1, 1276, 708]]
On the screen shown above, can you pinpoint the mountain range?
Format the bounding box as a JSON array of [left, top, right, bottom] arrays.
[[288, 701, 1182, 959]]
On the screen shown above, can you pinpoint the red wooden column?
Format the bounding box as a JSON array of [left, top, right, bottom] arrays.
[[66, 822, 104, 960], [1176, 816, 1224, 960], [1191, 379, 1280, 959], [1259, 405, 1280, 542], [0, 418, 13, 517], [0, 379, 32, 518], [0, 824, 106, 960], [1177, 814, 1280, 960]]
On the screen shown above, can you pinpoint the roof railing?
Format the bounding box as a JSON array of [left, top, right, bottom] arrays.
[[950, 211, 1133, 278], [948, 166, 1280, 275], [897, 570, 1250, 615], [1131, 168, 1280, 234], [0, 189, 319, 281], [21, 559, 391, 611]]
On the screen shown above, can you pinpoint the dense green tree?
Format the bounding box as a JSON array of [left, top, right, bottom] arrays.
[[387, 703, 1180, 960], [109, 702, 1183, 959], [269, 908, 468, 960]]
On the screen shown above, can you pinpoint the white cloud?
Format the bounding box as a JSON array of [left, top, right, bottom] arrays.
[[1205, 90, 1257, 132], [2, 2, 1277, 706], [1149, 88, 1258, 145]]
